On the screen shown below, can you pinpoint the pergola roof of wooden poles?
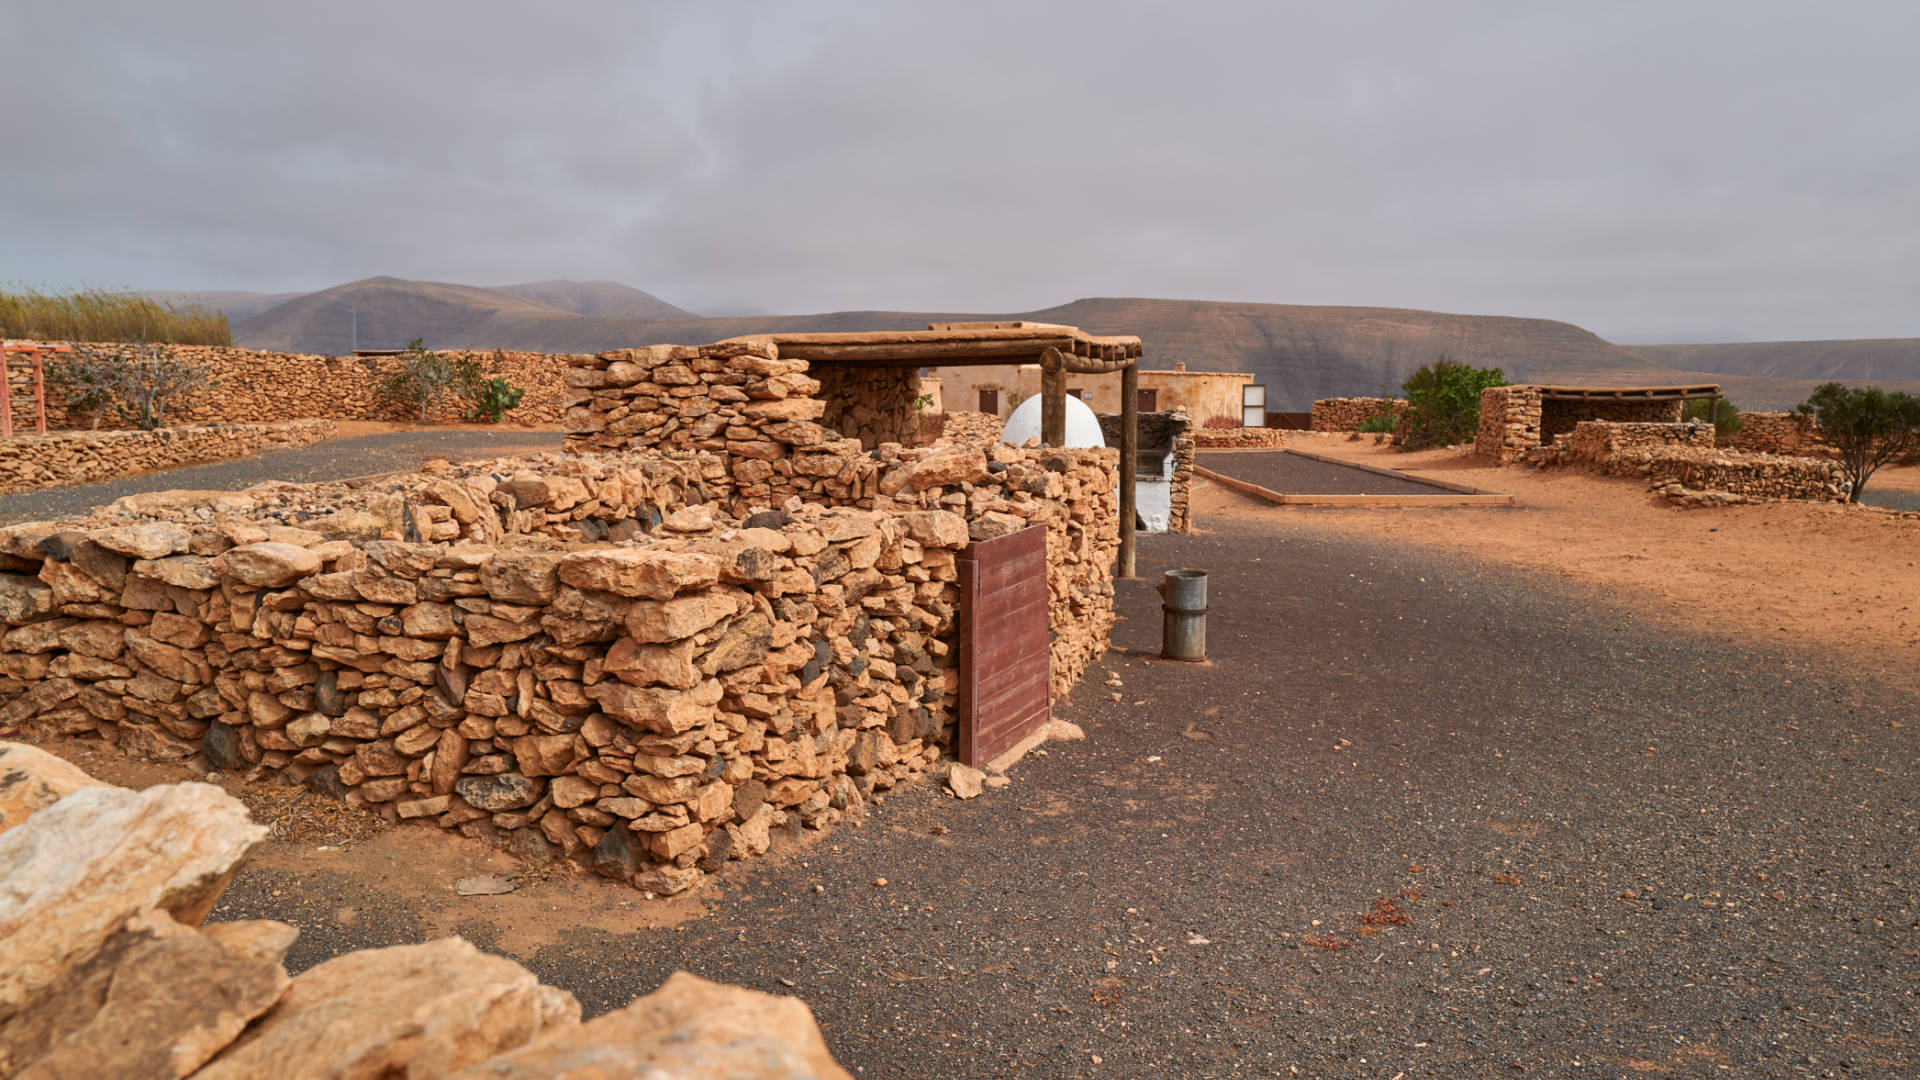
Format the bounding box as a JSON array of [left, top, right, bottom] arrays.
[[721, 321, 1143, 369], [721, 321, 1146, 577], [1527, 383, 1722, 402]]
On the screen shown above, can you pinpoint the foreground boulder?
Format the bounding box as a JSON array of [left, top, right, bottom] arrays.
[[190, 937, 579, 1080], [0, 743, 106, 836], [448, 971, 852, 1080], [0, 908, 293, 1079], [0, 780, 264, 1023]]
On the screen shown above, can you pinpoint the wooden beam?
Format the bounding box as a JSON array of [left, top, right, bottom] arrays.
[[1119, 361, 1138, 579], [1040, 347, 1067, 448]]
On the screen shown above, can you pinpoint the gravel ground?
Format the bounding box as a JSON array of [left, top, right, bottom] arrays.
[[1860, 486, 1920, 512], [206, 515, 1918, 1078], [0, 429, 561, 525], [1198, 450, 1464, 496]]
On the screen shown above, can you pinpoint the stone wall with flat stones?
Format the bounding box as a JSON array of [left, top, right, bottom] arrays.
[[1310, 397, 1405, 432], [12, 343, 575, 429], [0, 420, 337, 494], [0, 333, 1123, 892], [1526, 420, 1849, 504]]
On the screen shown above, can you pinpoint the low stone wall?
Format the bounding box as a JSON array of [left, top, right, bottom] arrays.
[[0, 461, 973, 895], [1722, 412, 1830, 457], [18, 343, 575, 429], [0, 420, 338, 495], [1563, 420, 1715, 460], [1311, 397, 1405, 432], [1191, 426, 1288, 449], [932, 410, 1004, 445], [0, 742, 853, 1078], [1529, 421, 1848, 504]]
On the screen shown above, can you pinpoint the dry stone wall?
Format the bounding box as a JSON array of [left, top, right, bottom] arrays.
[[1528, 420, 1849, 504], [0, 460, 973, 895], [1476, 385, 1543, 462], [1191, 425, 1288, 448], [564, 342, 1120, 699], [18, 343, 574, 429], [0, 420, 337, 495], [815, 365, 923, 449], [1723, 412, 1830, 457], [1311, 397, 1405, 432]]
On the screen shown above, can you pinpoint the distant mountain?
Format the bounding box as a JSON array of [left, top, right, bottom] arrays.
[[141, 289, 306, 323], [1631, 340, 1920, 382], [202, 275, 1920, 410], [480, 280, 695, 320]]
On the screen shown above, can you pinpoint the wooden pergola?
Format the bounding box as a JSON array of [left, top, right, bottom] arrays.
[[1531, 382, 1725, 425], [726, 321, 1146, 577]]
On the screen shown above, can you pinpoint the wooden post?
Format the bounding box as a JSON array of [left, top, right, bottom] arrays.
[[31, 354, 45, 435], [1119, 360, 1138, 579], [1040, 346, 1066, 447], [1, 347, 12, 439]]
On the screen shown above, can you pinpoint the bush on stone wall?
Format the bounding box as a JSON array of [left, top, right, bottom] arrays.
[[46, 343, 215, 430], [1681, 397, 1744, 434], [1399, 359, 1508, 451]]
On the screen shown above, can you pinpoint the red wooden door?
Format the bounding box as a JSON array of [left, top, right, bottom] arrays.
[[955, 524, 1050, 766]]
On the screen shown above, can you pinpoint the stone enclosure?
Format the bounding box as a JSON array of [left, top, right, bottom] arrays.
[[0, 335, 1121, 894]]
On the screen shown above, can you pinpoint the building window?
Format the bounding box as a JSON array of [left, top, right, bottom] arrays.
[[1137, 388, 1159, 412], [978, 388, 1000, 414]]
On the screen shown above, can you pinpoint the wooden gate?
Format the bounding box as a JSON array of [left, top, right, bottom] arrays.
[[955, 523, 1051, 766]]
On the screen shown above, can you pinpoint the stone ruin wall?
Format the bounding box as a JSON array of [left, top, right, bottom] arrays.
[[9, 342, 576, 430], [1476, 387, 1683, 463], [1527, 420, 1849, 505], [1721, 411, 1831, 457], [813, 365, 924, 449], [1475, 385, 1543, 463], [0, 339, 1120, 894], [1098, 410, 1195, 534], [1539, 397, 1681, 443], [1311, 397, 1406, 432], [0, 420, 338, 495], [1191, 425, 1288, 448]]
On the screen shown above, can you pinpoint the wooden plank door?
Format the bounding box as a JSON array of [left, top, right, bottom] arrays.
[[955, 524, 1050, 766]]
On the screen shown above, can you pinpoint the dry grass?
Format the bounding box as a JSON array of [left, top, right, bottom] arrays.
[[233, 781, 387, 846], [0, 286, 231, 346]]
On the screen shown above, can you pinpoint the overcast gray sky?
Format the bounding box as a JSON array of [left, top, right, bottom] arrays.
[[3, 1, 1915, 341]]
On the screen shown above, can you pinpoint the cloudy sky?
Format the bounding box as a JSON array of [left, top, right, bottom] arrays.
[[3, 1, 1915, 342]]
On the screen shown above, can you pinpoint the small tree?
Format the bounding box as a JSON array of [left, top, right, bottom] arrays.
[[465, 374, 524, 423], [1796, 382, 1920, 503], [1681, 397, 1743, 434], [377, 339, 483, 422], [49, 344, 213, 429], [1398, 358, 1508, 451]]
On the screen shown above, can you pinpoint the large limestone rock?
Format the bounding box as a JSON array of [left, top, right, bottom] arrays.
[[447, 971, 851, 1080], [193, 937, 579, 1080], [216, 542, 322, 587], [0, 908, 292, 1079], [0, 743, 107, 836], [0, 782, 265, 1023]]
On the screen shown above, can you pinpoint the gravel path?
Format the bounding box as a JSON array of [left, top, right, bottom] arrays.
[[0, 429, 561, 525], [1198, 449, 1465, 496], [206, 515, 1918, 1078]]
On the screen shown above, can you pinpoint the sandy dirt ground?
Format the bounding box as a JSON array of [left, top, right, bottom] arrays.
[[1195, 433, 1920, 682], [328, 419, 563, 437]]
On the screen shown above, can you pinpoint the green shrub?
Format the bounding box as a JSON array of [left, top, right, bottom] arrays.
[[1398, 358, 1508, 450], [0, 286, 230, 346], [1681, 397, 1744, 434], [376, 340, 483, 422], [48, 344, 215, 429], [1796, 382, 1920, 503], [466, 374, 524, 423], [1355, 409, 1397, 434]]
